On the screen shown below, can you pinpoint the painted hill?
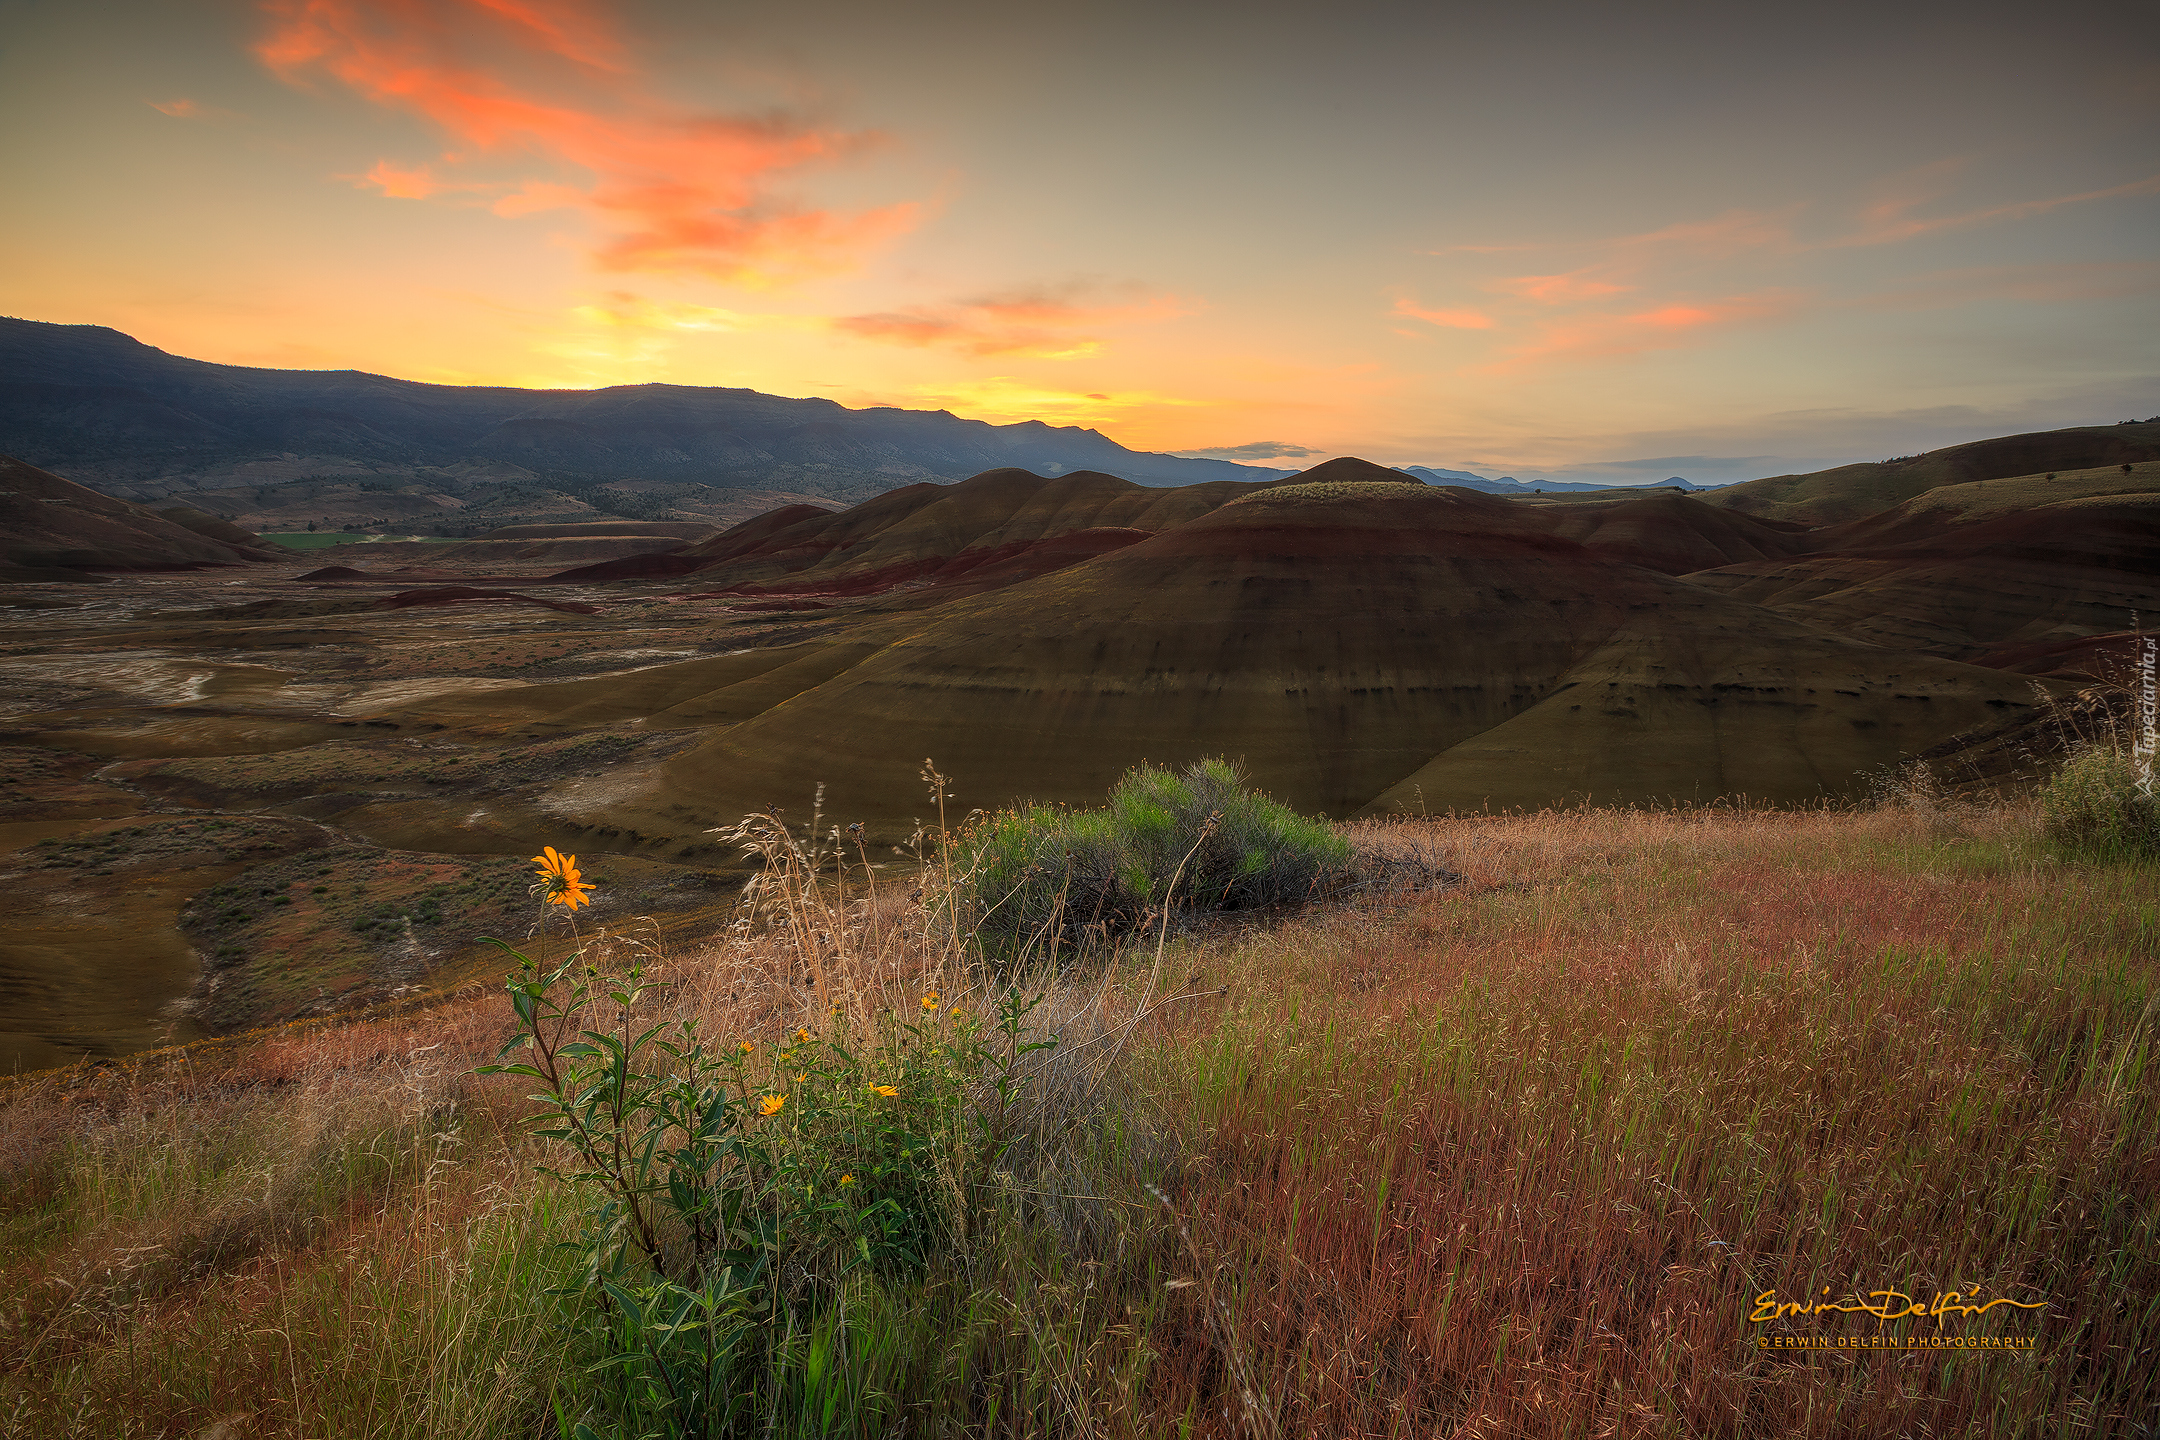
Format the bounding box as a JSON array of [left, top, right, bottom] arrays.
[[551, 465, 1274, 593], [1701, 421, 2160, 524], [0, 453, 278, 579], [1683, 459, 2160, 662], [155, 506, 273, 550], [1512, 490, 1818, 574], [1810, 459, 2160, 551], [553, 457, 1419, 598], [556, 460, 1804, 595], [0, 317, 1293, 499], [381, 473, 2039, 850]]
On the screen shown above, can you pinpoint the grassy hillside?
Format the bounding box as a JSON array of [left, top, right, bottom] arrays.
[[1701, 421, 2160, 524], [1819, 458, 2160, 549], [1, 800, 2150, 1436]]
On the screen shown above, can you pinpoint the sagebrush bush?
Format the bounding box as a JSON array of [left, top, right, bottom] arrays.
[[958, 804, 1136, 959], [951, 759, 1353, 961], [2040, 745, 2160, 855]]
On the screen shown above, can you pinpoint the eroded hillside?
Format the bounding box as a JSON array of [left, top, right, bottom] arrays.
[[1, 441, 2148, 1068]]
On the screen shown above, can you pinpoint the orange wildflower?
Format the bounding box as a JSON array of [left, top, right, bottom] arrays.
[[530, 846, 594, 910]]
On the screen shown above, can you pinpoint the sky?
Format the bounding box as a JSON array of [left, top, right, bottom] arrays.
[[2, 0, 2155, 484]]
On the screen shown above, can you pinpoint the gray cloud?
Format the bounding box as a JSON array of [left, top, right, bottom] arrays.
[[1172, 441, 1324, 461]]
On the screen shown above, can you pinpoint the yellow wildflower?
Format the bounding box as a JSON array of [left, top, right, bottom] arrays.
[[739, 1041, 755, 1055], [840, 1174, 854, 1185], [921, 995, 939, 1011], [795, 1027, 811, 1043], [870, 1084, 898, 1098], [530, 846, 594, 910], [758, 1094, 785, 1116]]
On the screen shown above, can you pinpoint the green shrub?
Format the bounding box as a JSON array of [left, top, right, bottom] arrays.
[[950, 759, 1353, 962], [1115, 758, 1351, 912], [2040, 745, 2160, 856], [954, 805, 1136, 960], [481, 947, 1059, 1438]]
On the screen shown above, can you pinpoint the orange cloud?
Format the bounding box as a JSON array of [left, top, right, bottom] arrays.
[[1844, 157, 1970, 246], [1439, 207, 1798, 262], [1487, 293, 1798, 371], [1490, 271, 1629, 304], [1607, 208, 1799, 260], [360, 159, 452, 198], [834, 284, 1187, 358], [1841, 168, 2160, 247], [257, 0, 915, 286], [465, 0, 627, 72], [1392, 298, 1494, 329], [150, 98, 202, 118], [900, 376, 1205, 428], [1629, 304, 1728, 329]]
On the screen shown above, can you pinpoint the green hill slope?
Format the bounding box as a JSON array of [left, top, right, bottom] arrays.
[[1701, 421, 2160, 524]]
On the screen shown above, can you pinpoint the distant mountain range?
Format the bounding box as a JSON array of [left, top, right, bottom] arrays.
[[1397, 466, 1710, 494], [0, 317, 1297, 501]]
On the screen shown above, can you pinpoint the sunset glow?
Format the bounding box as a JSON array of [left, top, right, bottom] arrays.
[[3, 0, 2153, 482]]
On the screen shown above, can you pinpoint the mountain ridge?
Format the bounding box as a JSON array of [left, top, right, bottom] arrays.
[[0, 317, 1296, 501]]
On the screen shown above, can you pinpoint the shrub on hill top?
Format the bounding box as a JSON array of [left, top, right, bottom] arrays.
[[949, 759, 1353, 962]]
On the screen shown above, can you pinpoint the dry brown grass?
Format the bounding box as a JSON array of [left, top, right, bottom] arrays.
[[0, 800, 2150, 1437], [1138, 803, 2157, 1437]]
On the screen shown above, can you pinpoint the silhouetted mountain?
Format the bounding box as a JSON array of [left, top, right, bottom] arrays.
[[0, 317, 1295, 500]]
